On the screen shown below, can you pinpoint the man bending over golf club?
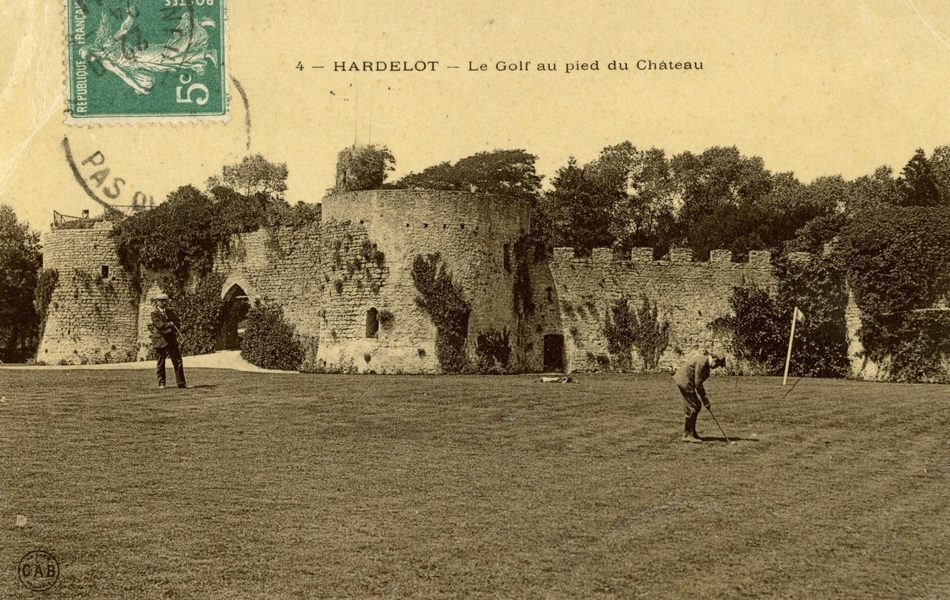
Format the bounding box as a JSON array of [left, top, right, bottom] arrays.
[[673, 352, 726, 443], [149, 293, 187, 389]]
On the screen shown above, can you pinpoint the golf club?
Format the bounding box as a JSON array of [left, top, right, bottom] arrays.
[[174, 324, 186, 346], [706, 404, 735, 445]]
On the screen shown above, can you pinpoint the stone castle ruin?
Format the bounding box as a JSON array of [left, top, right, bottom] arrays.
[[39, 189, 866, 375]]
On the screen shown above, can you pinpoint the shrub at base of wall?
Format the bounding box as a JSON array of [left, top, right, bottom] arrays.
[[155, 271, 227, 358], [474, 327, 512, 374], [240, 301, 304, 371], [710, 254, 848, 378], [709, 284, 786, 375]]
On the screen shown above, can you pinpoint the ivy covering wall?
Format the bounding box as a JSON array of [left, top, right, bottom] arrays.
[[711, 253, 849, 378], [835, 206, 950, 382], [411, 253, 471, 373], [602, 294, 670, 372]]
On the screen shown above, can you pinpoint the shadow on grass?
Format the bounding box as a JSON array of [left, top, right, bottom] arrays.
[[701, 436, 760, 443]]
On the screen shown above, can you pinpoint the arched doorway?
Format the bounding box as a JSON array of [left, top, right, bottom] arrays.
[[217, 284, 250, 350]]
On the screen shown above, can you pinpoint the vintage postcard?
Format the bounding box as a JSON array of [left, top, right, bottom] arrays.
[[1, 1, 950, 597]]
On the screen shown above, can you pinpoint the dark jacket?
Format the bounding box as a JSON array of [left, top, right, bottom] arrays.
[[149, 307, 182, 349], [673, 354, 712, 402]]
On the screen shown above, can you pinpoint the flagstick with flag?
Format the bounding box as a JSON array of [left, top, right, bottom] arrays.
[[783, 307, 805, 385]]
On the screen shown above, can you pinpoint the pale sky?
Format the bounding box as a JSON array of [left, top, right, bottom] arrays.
[[1, 0, 949, 233]]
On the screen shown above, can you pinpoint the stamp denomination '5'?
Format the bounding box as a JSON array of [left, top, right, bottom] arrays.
[[67, 0, 227, 122]]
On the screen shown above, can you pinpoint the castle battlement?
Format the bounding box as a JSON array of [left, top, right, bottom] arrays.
[[551, 247, 773, 268], [545, 244, 778, 372]]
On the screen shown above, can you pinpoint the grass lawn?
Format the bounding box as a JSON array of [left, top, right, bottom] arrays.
[[1, 369, 948, 599]]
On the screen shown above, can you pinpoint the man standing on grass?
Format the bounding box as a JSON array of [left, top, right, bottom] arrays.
[[673, 352, 726, 443], [149, 293, 187, 389]]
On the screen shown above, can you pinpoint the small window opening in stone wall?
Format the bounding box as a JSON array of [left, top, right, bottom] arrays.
[[503, 244, 511, 271], [366, 308, 379, 338], [101, 265, 109, 278], [546, 287, 553, 302]]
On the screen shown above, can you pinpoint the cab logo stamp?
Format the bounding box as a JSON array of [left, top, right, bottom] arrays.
[[67, 0, 227, 121], [18, 551, 60, 591]]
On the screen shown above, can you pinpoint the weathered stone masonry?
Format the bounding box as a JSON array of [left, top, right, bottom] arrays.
[[37, 223, 138, 365], [210, 222, 325, 362], [545, 247, 776, 373], [317, 190, 530, 373], [39, 190, 808, 374]]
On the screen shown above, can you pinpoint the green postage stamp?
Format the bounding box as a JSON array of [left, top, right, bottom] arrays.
[[66, 0, 227, 122]]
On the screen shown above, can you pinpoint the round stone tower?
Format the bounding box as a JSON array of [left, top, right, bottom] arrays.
[[316, 190, 531, 373], [37, 221, 140, 365]]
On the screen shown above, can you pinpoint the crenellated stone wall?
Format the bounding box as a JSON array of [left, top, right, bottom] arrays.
[[546, 246, 776, 372]]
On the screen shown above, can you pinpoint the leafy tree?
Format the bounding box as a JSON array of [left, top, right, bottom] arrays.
[[585, 143, 677, 255], [670, 146, 775, 259], [396, 149, 542, 203], [537, 157, 614, 254], [113, 185, 223, 281], [207, 154, 289, 199], [0, 205, 42, 361], [842, 166, 900, 215], [333, 144, 396, 192], [209, 186, 272, 237], [756, 174, 844, 255], [671, 147, 773, 216], [930, 145, 950, 203], [785, 212, 849, 254], [897, 148, 942, 207]]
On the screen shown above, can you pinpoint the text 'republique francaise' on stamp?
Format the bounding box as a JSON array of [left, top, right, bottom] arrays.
[[66, 0, 227, 124]]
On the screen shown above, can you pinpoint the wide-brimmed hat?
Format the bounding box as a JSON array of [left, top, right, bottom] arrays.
[[709, 352, 726, 367], [151, 293, 169, 301]]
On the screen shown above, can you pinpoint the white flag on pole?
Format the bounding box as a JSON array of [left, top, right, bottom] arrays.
[[784, 307, 805, 385]]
